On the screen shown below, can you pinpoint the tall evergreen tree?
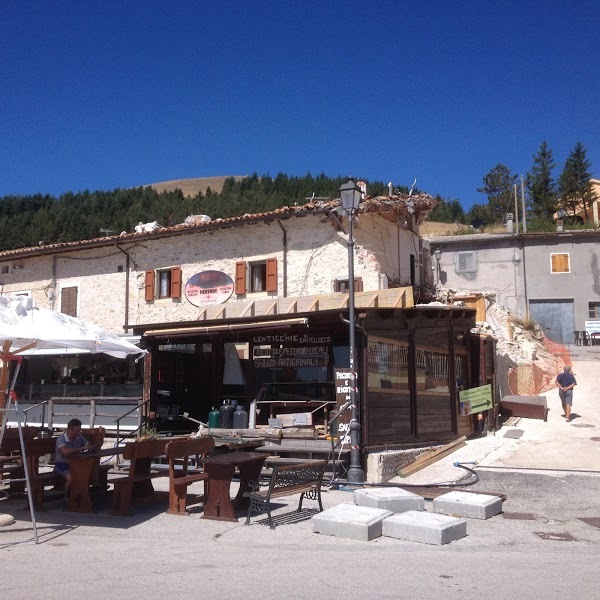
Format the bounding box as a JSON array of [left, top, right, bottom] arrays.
[[476, 164, 518, 223], [558, 142, 597, 220], [526, 141, 556, 219]]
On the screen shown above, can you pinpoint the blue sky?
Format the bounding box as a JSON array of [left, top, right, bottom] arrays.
[[1, 1, 598, 209]]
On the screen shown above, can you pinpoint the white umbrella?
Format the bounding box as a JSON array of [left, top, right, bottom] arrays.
[[0, 295, 146, 539], [0, 295, 144, 358]]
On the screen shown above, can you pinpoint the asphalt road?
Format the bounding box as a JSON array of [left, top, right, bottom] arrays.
[[1, 348, 599, 600]]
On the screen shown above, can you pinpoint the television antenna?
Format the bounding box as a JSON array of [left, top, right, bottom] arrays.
[[99, 228, 114, 237]]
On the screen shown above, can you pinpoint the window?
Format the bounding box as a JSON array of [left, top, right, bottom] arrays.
[[0, 266, 8, 275], [454, 251, 477, 274], [333, 277, 363, 293], [589, 302, 600, 319], [61, 286, 78, 316], [145, 267, 182, 301], [551, 253, 570, 273], [235, 259, 277, 294]]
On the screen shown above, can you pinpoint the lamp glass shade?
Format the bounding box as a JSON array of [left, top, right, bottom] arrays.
[[339, 180, 362, 212]]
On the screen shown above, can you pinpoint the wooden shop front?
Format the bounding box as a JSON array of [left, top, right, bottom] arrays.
[[133, 294, 479, 465]]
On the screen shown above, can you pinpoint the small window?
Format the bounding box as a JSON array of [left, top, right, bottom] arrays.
[[589, 302, 600, 319], [0, 266, 9, 275], [145, 267, 182, 301], [235, 259, 277, 294], [454, 251, 477, 274], [333, 278, 363, 293], [551, 253, 570, 273], [250, 262, 267, 292], [61, 286, 78, 317]]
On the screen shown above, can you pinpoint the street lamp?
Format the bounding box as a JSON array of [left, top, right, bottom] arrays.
[[434, 248, 441, 284], [338, 179, 365, 484]]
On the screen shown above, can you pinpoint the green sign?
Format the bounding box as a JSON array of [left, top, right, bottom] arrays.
[[459, 384, 493, 416]]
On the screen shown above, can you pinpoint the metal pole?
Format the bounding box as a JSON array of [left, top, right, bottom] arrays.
[[346, 210, 364, 484], [521, 176, 527, 233], [514, 184, 519, 235]]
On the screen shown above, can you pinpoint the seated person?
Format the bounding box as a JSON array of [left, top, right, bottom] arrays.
[[54, 418, 98, 496]]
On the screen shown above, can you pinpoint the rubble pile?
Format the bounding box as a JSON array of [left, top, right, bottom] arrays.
[[439, 287, 561, 375]]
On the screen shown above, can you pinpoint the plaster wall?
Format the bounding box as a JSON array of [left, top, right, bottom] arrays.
[[0, 212, 420, 332], [0, 248, 131, 332], [435, 240, 525, 317], [523, 237, 600, 329]]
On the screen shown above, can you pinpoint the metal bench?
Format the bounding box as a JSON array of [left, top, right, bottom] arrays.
[[244, 460, 326, 529]]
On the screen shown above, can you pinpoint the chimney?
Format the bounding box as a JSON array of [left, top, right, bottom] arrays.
[[505, 212, 514, 233], [388, 182, 393, 196], [556, 218, 564, 232]]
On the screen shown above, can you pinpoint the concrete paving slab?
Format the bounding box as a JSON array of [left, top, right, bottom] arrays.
[[382, 510, 467, 545], [353, 486, 424, 512], [311, 503, 393, 541], [433, 490, 502, 519]]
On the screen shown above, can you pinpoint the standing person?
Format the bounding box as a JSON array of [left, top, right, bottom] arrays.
[[556, 365, 577, 423], [54, 418, 97, 496]]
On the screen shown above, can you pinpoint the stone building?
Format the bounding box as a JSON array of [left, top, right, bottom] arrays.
[[2, 191, 485, 478]]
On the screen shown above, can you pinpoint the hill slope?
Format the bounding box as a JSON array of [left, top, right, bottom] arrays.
[[143, 175, 245, 197]]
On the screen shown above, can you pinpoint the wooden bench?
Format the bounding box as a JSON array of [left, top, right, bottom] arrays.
[[244, 460, 326, 529], [23, 437, 63, 510], [110, 437, 184, 516], [0, 426, 39, 484], [165, 436, 215, 516]]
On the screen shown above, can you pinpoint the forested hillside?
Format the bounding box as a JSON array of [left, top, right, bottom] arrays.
[[0, 174, 403, 251]]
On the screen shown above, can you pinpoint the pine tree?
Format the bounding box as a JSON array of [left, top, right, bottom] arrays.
[[526, 141, 556, 219], [558, 142, 597, 220], [476, 164, 518, 223]]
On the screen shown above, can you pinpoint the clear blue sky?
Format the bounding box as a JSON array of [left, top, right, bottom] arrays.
[[1, 1, 598, 210]]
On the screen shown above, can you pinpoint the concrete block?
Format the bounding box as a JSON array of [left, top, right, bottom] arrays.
[[353, 487, 424, 513], [382, 510, 467, 545], [433, 491, 503, 520], [312, 503, 393, 541]]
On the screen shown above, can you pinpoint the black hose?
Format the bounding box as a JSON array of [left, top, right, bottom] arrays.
[[328, 461, 479, 490]]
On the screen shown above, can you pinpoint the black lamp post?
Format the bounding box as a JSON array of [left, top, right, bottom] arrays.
[[338, 179, 365, 484], [434, 248, 441, 285]]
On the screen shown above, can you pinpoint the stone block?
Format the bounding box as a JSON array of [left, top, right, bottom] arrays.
[[353, 487, 424, 513], [382, 510, 467, 545], [433, 491, 502, 520], [312, 503, 393, 541]]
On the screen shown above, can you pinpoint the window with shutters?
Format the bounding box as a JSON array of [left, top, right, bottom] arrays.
[[333, 277, 363, 293], [144, 267, 182, 301], [454, 251, 477, 274], [61, 286, 78, 316], [235, 258, 277, 294], [550, 253, 570, 273]]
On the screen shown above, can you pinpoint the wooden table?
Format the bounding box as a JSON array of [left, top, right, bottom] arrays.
[[67, 446, 125, 513], [201, 451, 267, 522]]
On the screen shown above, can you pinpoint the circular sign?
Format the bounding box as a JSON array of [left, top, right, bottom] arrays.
[[185, 270, 234, 306]]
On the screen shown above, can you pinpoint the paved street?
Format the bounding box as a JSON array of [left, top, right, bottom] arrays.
[[1, 347, 599, 600]]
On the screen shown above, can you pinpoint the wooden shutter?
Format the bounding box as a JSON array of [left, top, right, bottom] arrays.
[[354, 277, 363, 292], [170, 266, 182, 299], [145, 270, 155, 302], [235, 261, 247, 294], [60, 286, 78, 316], [266, 258, 277, 292], [551, 254, 569, 273]]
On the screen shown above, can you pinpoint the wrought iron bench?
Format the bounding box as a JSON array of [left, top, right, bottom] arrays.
[[244, 460, 326, 529]]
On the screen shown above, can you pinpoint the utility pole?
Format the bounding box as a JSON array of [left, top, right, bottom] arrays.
[[520, 176, 527, 233], [513, 184, 519, 234]]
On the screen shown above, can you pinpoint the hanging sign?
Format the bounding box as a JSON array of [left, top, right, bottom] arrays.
[[185, 270, 234, 306], [459, 384, 492, 416]]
